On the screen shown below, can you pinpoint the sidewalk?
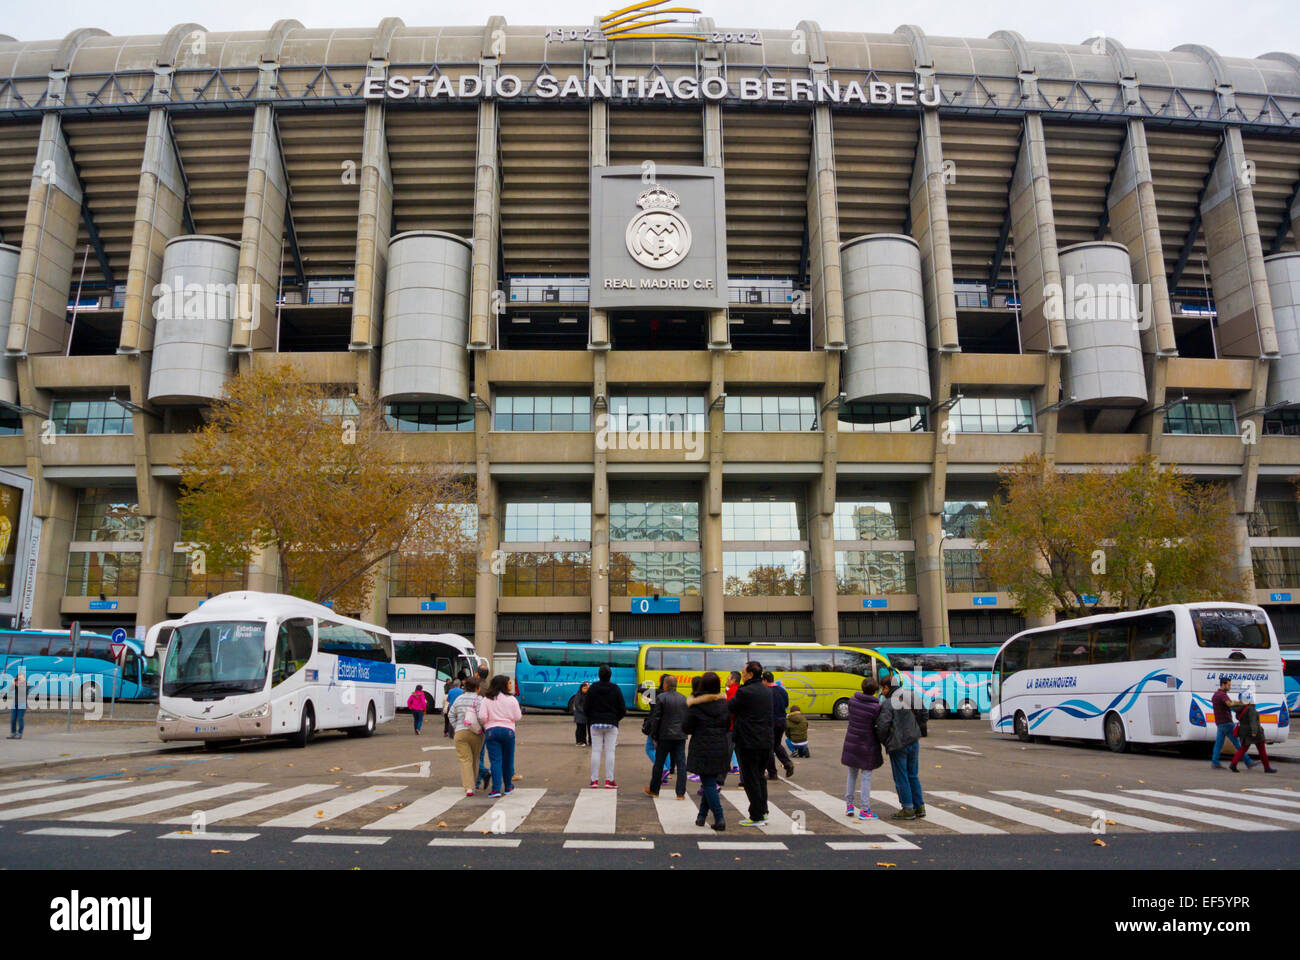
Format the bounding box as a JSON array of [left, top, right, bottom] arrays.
[[0, 710, 177, 773]]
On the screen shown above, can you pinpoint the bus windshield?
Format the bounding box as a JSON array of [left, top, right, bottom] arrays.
[[162, 621, 269, 697], [1192, 609, 1271, 649]]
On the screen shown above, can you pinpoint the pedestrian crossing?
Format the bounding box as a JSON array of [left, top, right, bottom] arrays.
[[0, 775, 1294, 842]]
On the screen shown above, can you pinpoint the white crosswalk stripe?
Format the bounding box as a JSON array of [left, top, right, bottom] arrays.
[[0, 779, 55, 792], [1243, 788, 1300, 799], [788, 789, 910, 835], [870, 790, 1006, 834], [364, 788, 464, 831], [994, 791, 1192, 832], [930, 791, 1090, 833], [655, 792, 708, 833], [0, 781, 198, 821], [463, 788, 545, 833], [1230, 789, 1300, 809], [564, 787, 618, 834], [161, 784, 334, 825], [720, 789, 798, 835], [1060, 790, 1284, 832], [1126, 789, 1300, 825], [0, 779, 121, 806], [74, 782, 266, 823], [261, 785, 406, 828]]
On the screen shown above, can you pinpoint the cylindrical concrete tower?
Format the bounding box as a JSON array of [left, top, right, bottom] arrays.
[[148, 235, 241, 404], [1057, 241, 1148, 430], [840, 234, 931, 405], [0, 243, 20, 404], [380, 230, 472, 403], [1265, 252, 1300, 409]]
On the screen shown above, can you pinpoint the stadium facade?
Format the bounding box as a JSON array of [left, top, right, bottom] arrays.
[[1, 15, 1300, 658]]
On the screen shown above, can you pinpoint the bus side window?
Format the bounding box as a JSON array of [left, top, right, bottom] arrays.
[[643, 649, 663, 670], [1001, 638, 1027, 678], [1130, 612, 1176, 660], [889, 653, 917, 671], [705, 648, 749, 675], [832, 650, 875, 677], [920, 654, 956, 673], [661, 649, 706, 671], [1027, 632, 1058, 669], [1091, 624, 1130, 664], [274, 618, 314, 685], [1058, 628, 1090, 667]]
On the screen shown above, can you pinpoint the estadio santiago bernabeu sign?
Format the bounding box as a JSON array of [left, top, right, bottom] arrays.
[[590, 166, 727, 311]]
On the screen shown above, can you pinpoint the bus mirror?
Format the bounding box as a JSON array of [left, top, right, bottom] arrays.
[[143, 620, 180, 659]]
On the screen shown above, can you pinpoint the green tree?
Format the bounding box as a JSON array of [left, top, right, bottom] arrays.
[[177, 364, 473, 614], [976, 454, 1249, 618]]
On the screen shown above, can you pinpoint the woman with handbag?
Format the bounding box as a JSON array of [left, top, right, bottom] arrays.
[[448, 677, 486, 796], [479, 675, 523, 798]]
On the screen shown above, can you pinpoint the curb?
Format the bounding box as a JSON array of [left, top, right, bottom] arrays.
[[0, 742, 190, 777]]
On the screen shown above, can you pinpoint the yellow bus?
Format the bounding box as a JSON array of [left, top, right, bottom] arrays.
[[635, 644, 891, 719]]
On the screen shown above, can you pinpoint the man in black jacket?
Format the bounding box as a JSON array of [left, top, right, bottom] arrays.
[[645, 676, 689, 798], [763, 670, 795, 780], [728, 661, 774, 826], [585, 664, 627, 788]]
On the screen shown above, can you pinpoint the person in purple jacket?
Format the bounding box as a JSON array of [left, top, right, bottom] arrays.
[[840, 676, 884, 820]]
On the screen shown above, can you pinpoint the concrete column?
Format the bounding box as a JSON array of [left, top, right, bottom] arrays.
[[468, 57, 502, 351], [232, 104, 288, 355], [136, 480, 179, 630], [699, 26, 729, 351], [245, 545, 278, 593], [806, 101, 845, 349], [348, 95, 391, 353], [121, 109, 187, 353], [591, 353, 610, 642], [702, 352, 725, 644], [1202, 128, 1279, 359], [29, 482, 75, 629], [910, 109, 960, 351], [587, 28, 611, 352], [472, 353, 498, 660], [1009, 115, 1069, 353], [7, 114, 81, 357], [915, 349, 954, 647], [810, 351, 840, 646]]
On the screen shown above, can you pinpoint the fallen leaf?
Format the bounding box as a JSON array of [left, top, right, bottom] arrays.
[[876, 862, 897, 868], [436, 821, 447, 828], [210, 849, 230, 854], [670, 852, 682, 858], [1053, 809, 1062, 813], [1138, 779, 1145, 784], [329, 767, 342, 773], [315, 810, 325, 817], [1093, 838, 1107, 847], [934, 765, 941, 769], [1106, 820, 1116, 826]]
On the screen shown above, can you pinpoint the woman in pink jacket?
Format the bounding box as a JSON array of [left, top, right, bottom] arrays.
[[479, 675, 523, 797], [406, 685, 428, 735]]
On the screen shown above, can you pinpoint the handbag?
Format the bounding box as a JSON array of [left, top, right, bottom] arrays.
[[463, 695, 484, 735], [641, 715, 654, 737]]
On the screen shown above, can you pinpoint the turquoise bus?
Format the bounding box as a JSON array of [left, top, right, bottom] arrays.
[[873, 645, 1000, 719], [515, 642, 697, 712], [0, 629, 159, 702]]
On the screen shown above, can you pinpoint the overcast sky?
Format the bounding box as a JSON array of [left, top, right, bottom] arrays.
[[3, 0, 1296, 62]]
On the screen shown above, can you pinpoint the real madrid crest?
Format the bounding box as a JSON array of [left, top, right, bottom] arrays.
[[625, 184, 692, 270]]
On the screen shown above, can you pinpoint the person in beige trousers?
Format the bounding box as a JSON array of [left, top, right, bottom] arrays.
[[448, 676, 486, 795]]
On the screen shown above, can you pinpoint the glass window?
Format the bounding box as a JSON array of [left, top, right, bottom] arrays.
[[957, 654, 995, 671], [1264, 409, 1300, 436], [73, 489, 144, 542], [1192, 609, 1271, 649], [608, 648, 639, 668], [722, 501, 806, 541], [564, 648, 612, 668], [0, 409, 21, 436], [65, 551, 141, 597], [610, 501, 699, 542], [1058, 629, 1091, 666], [643, 648, 663, 670], [1091, 624, 1130, 664], [608, 552, 701, 597], [756, 651, 791, 671], [834, 501, 912, 540], [1130, 613, 1176, 660], [1252, 546, 1300, 589], [1249, 500, 1300, 538], [723, 395, 818, 432], [273, 618, 314, 685], [1027, 632, 1058, 669], [889, 653, 918, 670], [494, 394, 591, 431], [947, 396, 1033, 434], [921, 654, 957, 672], [501, 552, 591, 597], [835, 551, 916, 595], [723, 551, 808, 596], [395, 641, 439, 668], [941, 501, 989, 539], [504, 503, 591, 542], [661, 648, 706, 671], [790, 648, 835, 672], [51, 398, 133, 437], [317, 622, 389, 662], [1164, 397, 1236, 436], [839, 402, 928, 433], [608, 395, 706, 433], [944, 550, 992, 593], [385, 401, 474, 432], [704, 647, 750, 674], [999, 638, 1027, 678], [833, 650, 877, 676]]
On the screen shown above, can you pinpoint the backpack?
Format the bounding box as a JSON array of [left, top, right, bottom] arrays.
[[462, 695, 484, 735]]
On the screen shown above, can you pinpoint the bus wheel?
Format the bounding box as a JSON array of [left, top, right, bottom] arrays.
[[291, 705, 315, 748], [1104, 712, 1128, 753], [1014, 711, 1031, 743], [930, 701, 949, 720], [832, 698, 851, 721], [958, 701, 979, 720], [347, 703, 376, 738]]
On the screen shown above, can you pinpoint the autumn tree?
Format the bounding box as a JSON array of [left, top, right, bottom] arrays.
[[976, 454, 1249, 618], [177, 364, 473, 614]]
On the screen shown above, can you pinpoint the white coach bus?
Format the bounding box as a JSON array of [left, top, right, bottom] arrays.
[[990, 603, 1290, 753], [145, 592, 396, 748], [393, 633, 487, 711]]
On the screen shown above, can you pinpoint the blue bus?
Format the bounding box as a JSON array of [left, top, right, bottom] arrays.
[[515, 642, 669, 712], [0, 629, 159, 702], [873, 645, 1000, 719]]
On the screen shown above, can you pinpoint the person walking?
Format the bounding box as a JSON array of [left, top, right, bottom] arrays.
[[443, 677, 462, 738], [448, 677, 485, 796], [574, 681, 590, 746], [841, 677, 884, 819], [585, 664, 627, 788], [645, 676, 689, 798], [729, 660, 774, 827], [683, 671, 730, 831], [1210, 675, 1252, 769], [786, 704, 810, 758], [406, 684, 428, 735], [641, 674, 676, 785], [725, 670, 742, 774], [479, 675, 522, 798], [7, 667, 26, 740], [763, 671, 795, 780], [474, 664, 492, 789], [1230, 688, 1278, 773], [875, 671, 927, 820]]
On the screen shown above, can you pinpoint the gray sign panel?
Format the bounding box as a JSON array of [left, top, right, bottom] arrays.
[[590, 165, 727, 311]]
